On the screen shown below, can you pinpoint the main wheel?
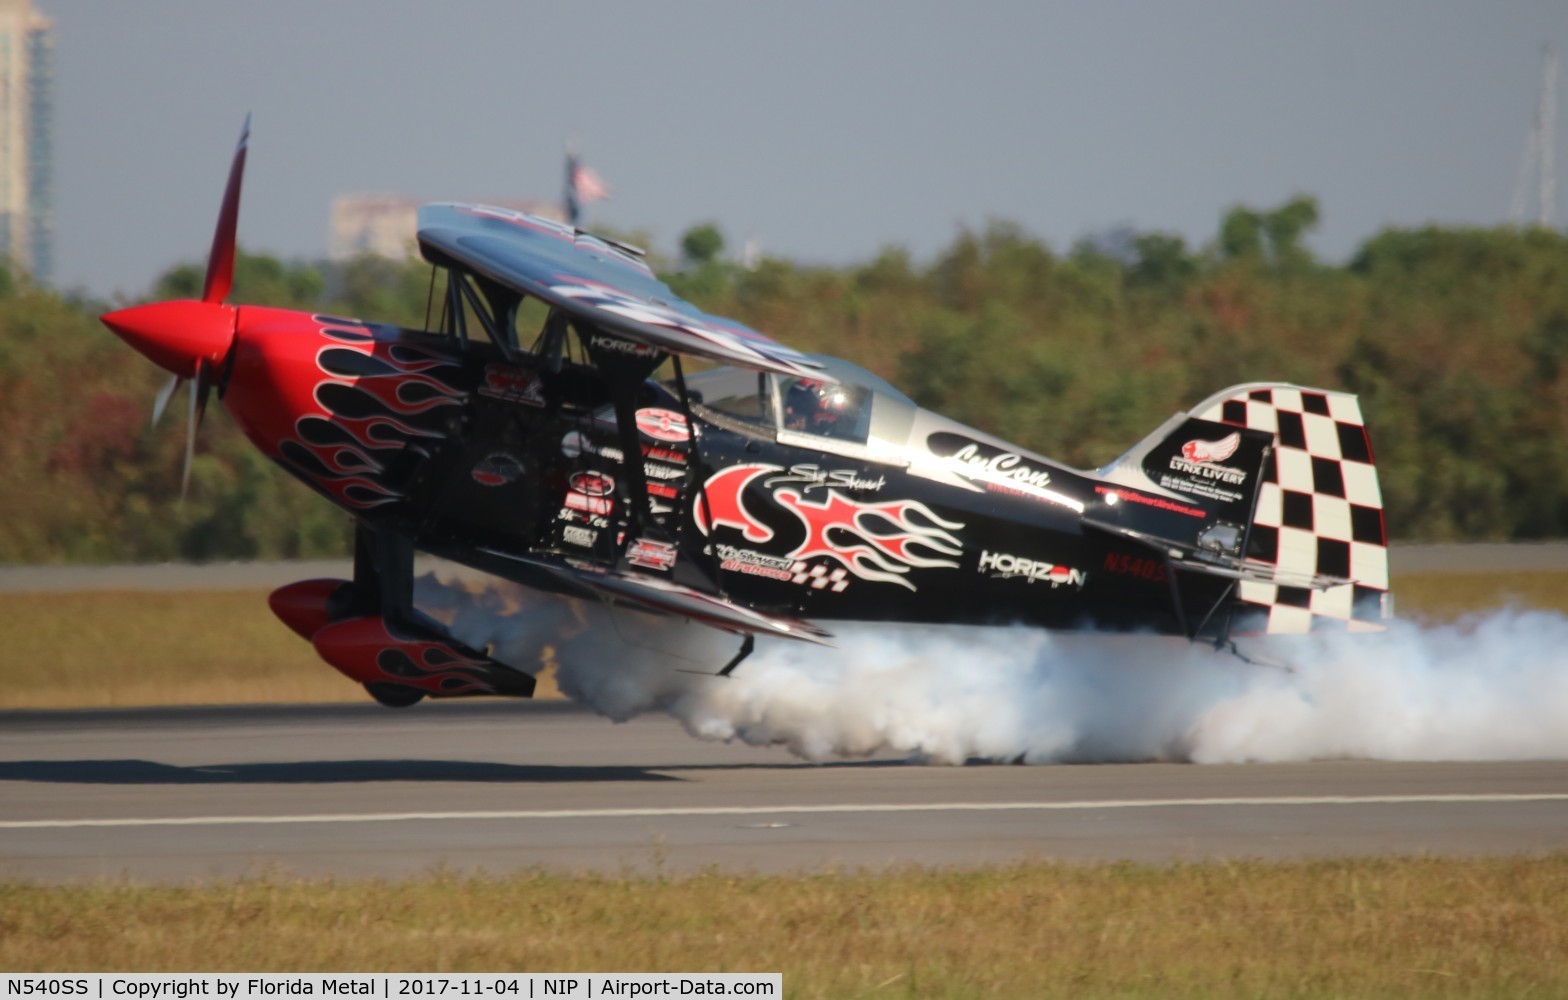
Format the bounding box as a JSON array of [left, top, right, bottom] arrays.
[[364, 682, 425, 708]]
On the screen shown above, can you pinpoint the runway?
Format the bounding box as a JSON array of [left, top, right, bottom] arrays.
[[2, 702, 1566, 882]]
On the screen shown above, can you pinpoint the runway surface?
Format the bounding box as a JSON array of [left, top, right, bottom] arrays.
[[2, 701, 1566, 883]]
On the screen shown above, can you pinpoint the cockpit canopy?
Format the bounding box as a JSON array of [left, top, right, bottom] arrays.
[[682, 356, 917, 457]]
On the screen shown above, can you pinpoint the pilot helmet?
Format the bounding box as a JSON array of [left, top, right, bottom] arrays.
[[785, 379, 852, 431]]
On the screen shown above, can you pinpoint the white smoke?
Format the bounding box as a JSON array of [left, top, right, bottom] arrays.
[[415, 572, 1568, 765]]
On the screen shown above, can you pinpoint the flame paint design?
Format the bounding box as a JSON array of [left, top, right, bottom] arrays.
[[374, 642, 496, 695], [694, 465, 777, 542], [697, 463, 965, 590], [277, 318, 470, 508], [312, 614, 523, 696]]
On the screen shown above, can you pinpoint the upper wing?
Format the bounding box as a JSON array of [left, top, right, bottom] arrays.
[[417, 203, 825, 379]]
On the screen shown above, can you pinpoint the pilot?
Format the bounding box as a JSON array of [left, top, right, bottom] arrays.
[[784, 379, 853, 435]]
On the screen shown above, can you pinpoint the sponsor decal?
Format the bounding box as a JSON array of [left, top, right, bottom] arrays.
[[949, 444, 1054, 491], [557, 506, 611, 529], [643, 462, 686, 481], [1168, 455, 1247, 486], [470, 452, 523, 487], [560, 432, 688, 477], [478, 364, 547, 406], [1182, 432, 1240, 464], [1158, 469, 1245, 505], [926, 433, 1083, 511], [644, 444, 687, 465], [1102, 551, 1167, 582], [1159, 431, 1249, 504], [635, 407, 691, 443], [562, 524, 598, 548], [588, 332, 662, 359], [1094, 484, 1204, 518], [569, 471, 615, 496], [978, 549, 1086, 587], [566, 471, 616, 515], [695, 463, 964, 591], [1141, 421, 1267, 511], [715, 544, 797, 582], [765, 463, 885, 494], [564, 493, 614, 515], [648, 482, 682, 500], [627, 537, 678, 572]]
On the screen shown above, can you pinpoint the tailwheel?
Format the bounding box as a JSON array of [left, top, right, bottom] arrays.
[[365, 682, 426, 708]]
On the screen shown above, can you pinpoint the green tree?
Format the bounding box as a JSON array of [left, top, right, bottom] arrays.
[[680, 224, 725, 266]]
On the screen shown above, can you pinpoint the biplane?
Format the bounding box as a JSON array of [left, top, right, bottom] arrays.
[[102, 123, 1392, 706]]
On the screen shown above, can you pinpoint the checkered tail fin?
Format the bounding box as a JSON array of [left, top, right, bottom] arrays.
[[1192, 383, 1392, 635]]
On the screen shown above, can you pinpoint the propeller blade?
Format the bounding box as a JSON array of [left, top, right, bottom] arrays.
[[151, 374, 182, 427], [201, 113, 251, 305], [180, 362, 212, 502]]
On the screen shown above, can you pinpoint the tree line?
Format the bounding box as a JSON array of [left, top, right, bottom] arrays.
[[2, 195, 1564, 564]]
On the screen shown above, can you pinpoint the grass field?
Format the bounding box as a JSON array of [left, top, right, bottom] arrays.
[[1, 571, 1564, 710], [3, 855, 1567, 995]]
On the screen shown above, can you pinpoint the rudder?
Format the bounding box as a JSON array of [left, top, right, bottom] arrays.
[[1189, 383, 1391, 634]]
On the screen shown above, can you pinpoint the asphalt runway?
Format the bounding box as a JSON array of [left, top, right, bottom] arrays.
[[2, 701, 1566, 883]]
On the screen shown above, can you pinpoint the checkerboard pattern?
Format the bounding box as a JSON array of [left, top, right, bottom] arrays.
[[1193, 384, 1390, 634], [792, 561, 851, 592]]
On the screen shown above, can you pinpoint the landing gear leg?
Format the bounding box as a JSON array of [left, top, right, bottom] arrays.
[[717, 633, 756, 677]]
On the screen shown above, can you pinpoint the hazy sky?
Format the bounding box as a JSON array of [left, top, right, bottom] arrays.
[[42, 1, 1568, 300]]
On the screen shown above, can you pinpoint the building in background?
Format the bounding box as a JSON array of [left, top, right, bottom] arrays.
[[0, 0, 53, 285], [329, 194, 564, 261]]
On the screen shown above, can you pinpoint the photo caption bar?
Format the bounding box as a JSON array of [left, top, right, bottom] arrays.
[[0, 976, 781, 999]]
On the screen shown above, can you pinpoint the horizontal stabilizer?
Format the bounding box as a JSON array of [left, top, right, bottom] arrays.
[[1083, 518, 1349, 591]]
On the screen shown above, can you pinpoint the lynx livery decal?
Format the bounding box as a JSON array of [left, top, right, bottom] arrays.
[[1181, 432, 1240, 464], [1160, 432, 1250, 505], [695, 464, 965, 590]]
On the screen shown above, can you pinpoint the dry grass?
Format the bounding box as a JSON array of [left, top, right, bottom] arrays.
[[1, 855, 1565, 996], [1, 572, 1563, 711], [0, 589, 559, 710], [1392, 570, 1568, 622]]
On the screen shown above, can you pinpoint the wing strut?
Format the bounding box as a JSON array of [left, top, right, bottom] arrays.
[[717, 633, 755, 677], [670, 355, 728, 594]]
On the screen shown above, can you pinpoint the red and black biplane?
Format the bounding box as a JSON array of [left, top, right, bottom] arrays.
[[103, 124, 1393, 707]]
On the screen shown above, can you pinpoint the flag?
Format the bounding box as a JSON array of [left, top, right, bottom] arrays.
[[564, 151, 610, 228]]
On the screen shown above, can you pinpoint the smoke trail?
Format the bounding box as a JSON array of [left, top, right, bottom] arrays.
[[415, 573, 1568, 765]]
